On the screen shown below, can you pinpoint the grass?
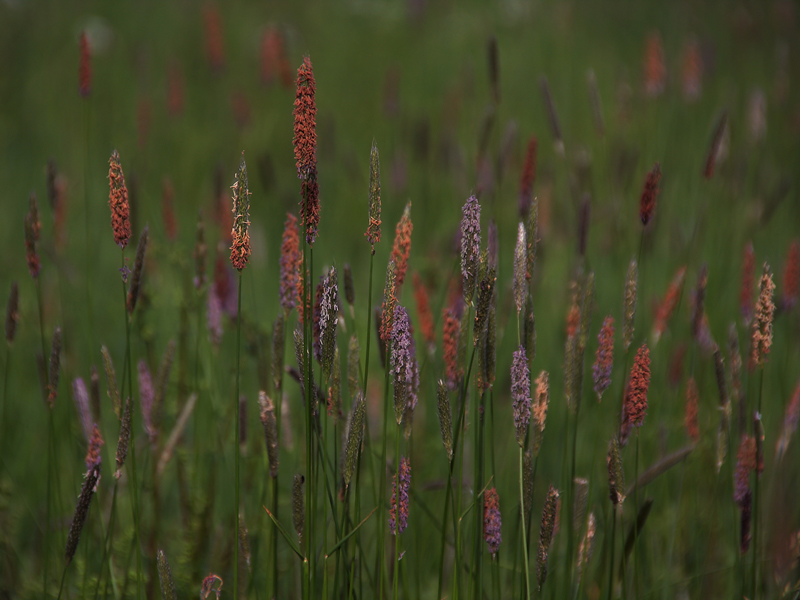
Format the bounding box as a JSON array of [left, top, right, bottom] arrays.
[[1, 1, 799, 598]]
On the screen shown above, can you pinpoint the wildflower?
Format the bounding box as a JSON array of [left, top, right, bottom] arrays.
[[625, 344, 651, 427], [390, 203, 413, 292], [413, 272, 435, 351], [511, 345, 531, 447], [390, 305, 414, 424], [537, 485, 560, 589], [514, 222, 527, 315], [653, 266, 686, 342], [108, 150, 132, 249], [532, 371, 549, 455], [623, 260, 638, 352], [460, 195, 481, 303], [643, 31, 666, 97], [593, 316, 614, 400], [230, 153, 251, 271], [389, 456, 411, 535], [366, 140, 382, 250], [685, 377, 700, 443], [639, 162, 661, 226], [750, 264, 775, 369], [483, 487, 502, 557], [293, 56, 320, 245]]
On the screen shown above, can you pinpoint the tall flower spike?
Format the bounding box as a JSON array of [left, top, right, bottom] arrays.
[[540, 77, 564, 155], [532, 370, 549, 455], [484, 487, 502, 557], [390, 305, 413, 424], [65, 460, 101, 565], [379, 260, 397, 344], [108, 150, 132, 249], [258, 392, 279, 478], [460, 195, 481, 304], [413, 272, 436, 352], [519, 136, 537, 218], [511, 345, 531, 447], [593, 316, 614, 400], [390, 202, 413, 292], [319, 267, 339, 380], [537, 485, 560, 590], [79, 31, 91, 98], [685, 377, 700, 443], [279, 213, 301, 314], [157, 550, 177, 600], [366, 140, 381, 251], [750, 264, 775, 369], [24, 193, 41, 279], [230, 153, 251, 271], [639, 162, 661, 226], [293, 56, 319, 245], [623, 260, 638, 352], [343, 391, 366, 488], [625, 344, 651, 427], [389, 456, 411, 535], [514, 222, 527, 315]]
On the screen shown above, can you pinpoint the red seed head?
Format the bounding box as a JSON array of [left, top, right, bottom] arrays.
[[229, 153, 251, 271], [108, 151, 131, 249], [390, 203, 413, 293], [643, 31, 666, 97], [653, 266, 686, 342], [293, 56, 317, 179], [79, 31, 91, 98], [280, 213, 301, 314], [202, 4, 225, 72], [639, 162, 661, 226], [625, 344, 651, 427]]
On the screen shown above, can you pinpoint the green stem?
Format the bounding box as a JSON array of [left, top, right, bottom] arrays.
[[634, 430, 641, 599], [520, 447, 531, 600], [93, 483, 119, 600], [606, 506, 617, 600], [392, 426, 401, 600], [752, 367, 764, 599], [121, 249, 142, 600], [44, 407, 53, 600], [234, 270, 242, 600]]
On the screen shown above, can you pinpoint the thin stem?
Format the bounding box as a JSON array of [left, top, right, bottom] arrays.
[[752, 367, 764, 600], [44, 407, 53, 600], [634, 430, 641, 599], [519, 447, 531, 600], [606, 506, 617, 600], [233, 270, 243, 600], [93, 483, 119, 600], [392, 426, 401, 600], [121, 249, 142, 600]]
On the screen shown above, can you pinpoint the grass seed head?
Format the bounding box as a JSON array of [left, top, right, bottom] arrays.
[[157, 549, 177, 600], [108, 150, 131, 249], [366, 140, 381, 250], [229, 153, 251, 271], [483, 487, 502, 557], [115, 396, 132, 478]]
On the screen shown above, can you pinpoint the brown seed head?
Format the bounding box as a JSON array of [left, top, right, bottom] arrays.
[[436, 380, 453, 461], [639, 162, 661, 226], [366, 140, 382, 250], [654, 266, 686, 342], [391, 203, 413, 293], [65, 462, 101, 565], [108, 150, 132, 249], [750, 264, 775, 369], [343, 391, 366, 488], [532, 370, 549, 455], [685, 377, 700, 443], [157, 549, 177, 600], [625, 344, 651, 427], [537, 485, 560, 590], [519, 136, 537, 218], [101, 346, 121, 419], [292, 474, 305, 540], [643, 31, 666, 97], [380, 260, 397, 344], [230, 153, 251, 271]]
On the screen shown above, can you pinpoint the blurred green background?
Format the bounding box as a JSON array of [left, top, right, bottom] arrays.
[[1, 0, 799, 598]]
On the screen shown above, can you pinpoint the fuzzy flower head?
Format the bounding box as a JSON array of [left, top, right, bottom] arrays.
[[390, 305, 414, 424], [108, 150, 132, 249], [229, 153, 251, 271], [442, 304, 462, 391], [389, 456, 411, 535], [366, 140, 382, 250], [391, 202, 413, 292], [460, 195, 481, 304], [514, 222, 527, 315], [750, 264, 775, 369], [484, 487, 502, 557], [639, 162, 661, 226], [625, 344, 651, 427], [280, 213, 301, 313], [293, 56, 320, 245], [85, 423, 104, 470], [511, 345, 531, 447], [592, 316, 614, 400]]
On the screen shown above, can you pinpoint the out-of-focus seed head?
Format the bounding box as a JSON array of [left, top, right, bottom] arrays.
[[258, 391, 279, 478], [5, 282, 19, 345], [483, 487, 502, 557], [537, 485, 560, 590], [460, 195, 481, 304], [593, 316, 614, 400], [157, 549, 177, 600], [436, 379, 453, 461], [343, 391, 366, 488], [532, 370, 549, 455], [292, 474, 305, 540], [625, 344, 651, 427], [511, 345, 531, 447], [514, 222, 527, 314], [623, 260, 638, 352], [115, 396, 132, 478], [366, 140, 382, 251], [685, 377, 700, 443], [127, 226, 149, 314], [47, 327, 62, 407], [607, 437, 625, 505]]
